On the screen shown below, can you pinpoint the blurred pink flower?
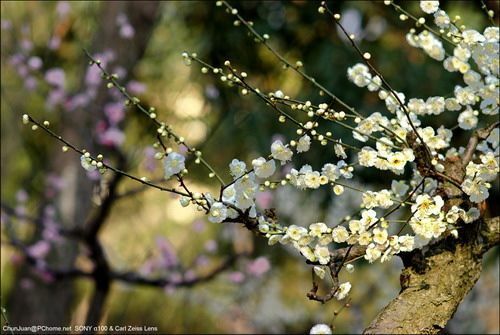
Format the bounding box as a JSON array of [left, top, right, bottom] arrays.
[[156, 237, 178, 268], [142, 147, 157, 172], [120, 24, 135, 39], [27, 240, 51, 259], [127, 80, 146, 94], [45, 68, 65, 87], [66, 93, 91, 111], [48, 36, 61, 50], [228, 271, 245, 284], [246, 256, 271, 277], [98, 127, 125, 147], [20, 39, 33, 51], [46, 89, 66, 108], [204, 240, 217, 253], [16, 189, 28, 203], [27, 56, 42, 70], [85, 65, 102, 86], [184, 270, 196, 281], [256, 191, 273, 208], [24, 77, 38, 91], [104, 102, 125, 124], [1, 19, 12, 30]]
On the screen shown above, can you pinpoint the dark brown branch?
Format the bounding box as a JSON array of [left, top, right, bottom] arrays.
[[462, 120, 500, 167]]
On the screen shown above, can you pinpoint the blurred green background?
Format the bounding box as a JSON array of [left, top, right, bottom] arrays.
[[1, 1, 498, 334]]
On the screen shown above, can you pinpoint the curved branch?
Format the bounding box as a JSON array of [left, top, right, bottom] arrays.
[[463, 121, 499, 167]]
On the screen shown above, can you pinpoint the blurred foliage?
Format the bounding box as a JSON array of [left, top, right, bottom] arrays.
[[1, 1, 498, 334]]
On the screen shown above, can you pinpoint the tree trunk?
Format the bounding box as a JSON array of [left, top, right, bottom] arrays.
[[365, 216, 499, 334], [8, 1, 160, 327]]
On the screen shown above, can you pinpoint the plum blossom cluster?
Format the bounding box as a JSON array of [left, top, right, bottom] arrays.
[[20, 0, 499, 317], [156, 0, 500, 305], [462, 152, 499, 203]]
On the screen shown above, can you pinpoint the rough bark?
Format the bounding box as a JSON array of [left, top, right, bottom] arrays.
[[364, 216, 499, 334]]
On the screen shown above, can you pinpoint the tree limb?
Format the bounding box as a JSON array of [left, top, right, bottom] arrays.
[[462, 121, 499, 167], [364, 216, 499, 334]]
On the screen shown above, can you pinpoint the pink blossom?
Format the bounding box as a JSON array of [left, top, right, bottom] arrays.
[[15, 205, 26, 217], [46, 89, 66, 108], [66, 93, 90, 111], [120, 24, 135, 39], [246, 257, 271, 277], [104, 102, 125, 124], [204, 240, 218, 253], [98, 127, 125, 147], [169, 272, 182, 284], [142, 147, 157, 172], [9, 54, 25, 66], [86, 169, 101, 181], [228, 271, 245, 284], [16, 189, 28, 203], [195, 255, 209, 267], [27, 56, 43, 70], [48, 36, 61, 50], [34, 267, 55, 283], [85, 65, 102, 86], [256, 191, 273, 208], [46, 174, 65, 192], [24, 77, 38, 91], [184, 270, 196, 281], [27, 240, 51, 259], [21, 39, 33, 51], [156, 237, 178, 268], [178, 145, 188, 155], [127, 80, 146, 94], [112, 66, 126, 79], [45, 68, 65, 87], [1, 20, 12, 30], [17, 65, 28, 78]]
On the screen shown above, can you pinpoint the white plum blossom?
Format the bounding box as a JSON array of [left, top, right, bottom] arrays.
[[252, 157, 276, 178], [80, 154, 97, 172], [297, 134, 311, 153], [458, 108, 478, 130], [208, 202, 227, 223], [332, 226, 349, 243], [314, 245, 330, 265], [309, 222, 328, 237], [229, 159, 246, 179], [334, 282, 352, 300], [163, 152, 185, 179], [310, 324, 332, 335], [420, 1, 439, 14], [271, 140, 293, 162]]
